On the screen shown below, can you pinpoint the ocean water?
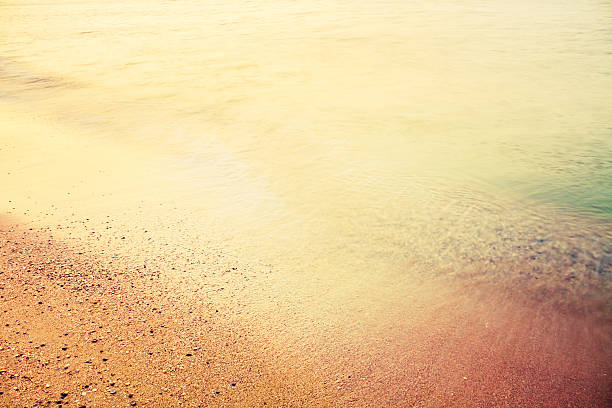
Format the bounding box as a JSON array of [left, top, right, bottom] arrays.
[[1, 0, 611, 304]]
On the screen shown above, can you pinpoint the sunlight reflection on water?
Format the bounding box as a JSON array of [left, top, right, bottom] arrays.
[[1, 0, 611, 306]]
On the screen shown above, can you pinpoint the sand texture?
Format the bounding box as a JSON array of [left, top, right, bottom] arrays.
[[1, 223, 610, 407]]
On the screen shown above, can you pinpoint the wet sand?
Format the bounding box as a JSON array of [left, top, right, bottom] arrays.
[[0, 223, 325, 407], [1, 221, 610, 407]]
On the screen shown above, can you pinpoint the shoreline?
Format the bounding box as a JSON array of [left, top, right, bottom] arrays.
[[1, 93, 611, 407], [2, 0, 612, 404], [1, 222, 610, 407]]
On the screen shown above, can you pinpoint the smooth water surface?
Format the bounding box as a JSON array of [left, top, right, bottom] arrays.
[[1, 0, 611, 297]]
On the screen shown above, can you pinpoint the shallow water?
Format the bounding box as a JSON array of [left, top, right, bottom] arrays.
[[1, 0, 611, 303]]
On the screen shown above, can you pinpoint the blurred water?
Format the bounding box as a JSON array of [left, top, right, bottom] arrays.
[[1, 0, 611, 301]]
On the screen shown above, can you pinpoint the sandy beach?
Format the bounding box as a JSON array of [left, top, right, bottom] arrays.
[[2, 0, 612, 406], [1, 89, 611, 408], [1, 219, 610, 407]]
